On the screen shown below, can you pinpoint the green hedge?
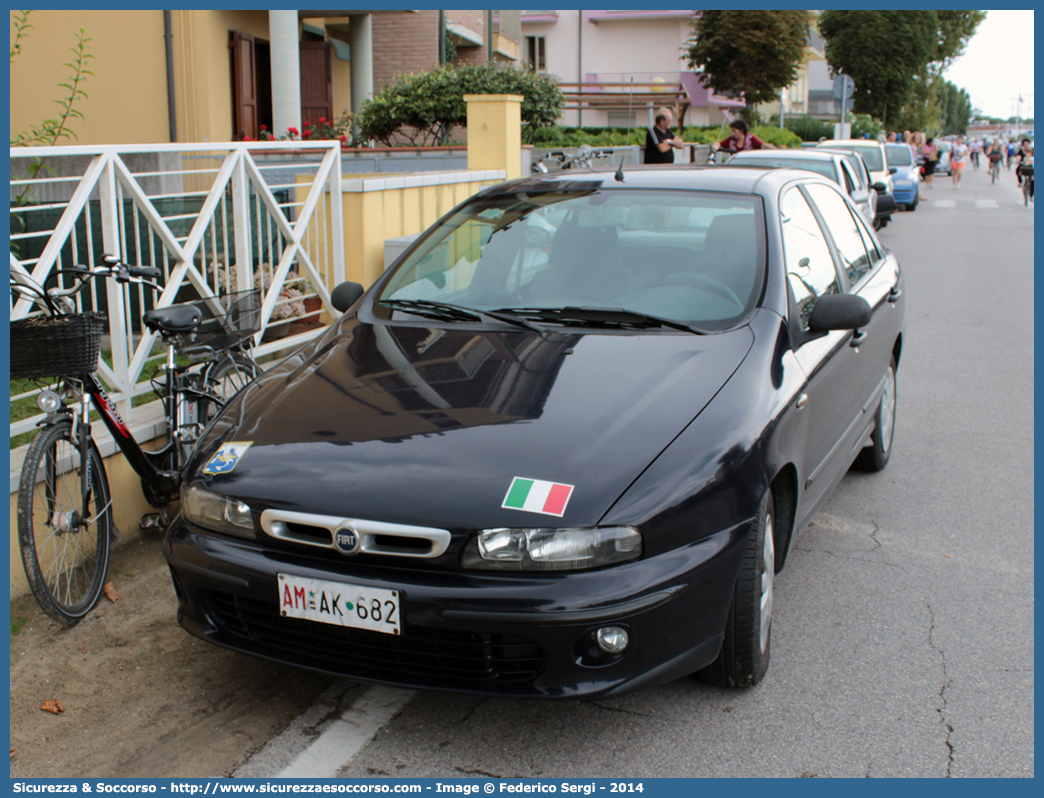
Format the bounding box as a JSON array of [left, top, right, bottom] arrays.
[[358, 64, 564, 147], [531, 125, 803, 149]]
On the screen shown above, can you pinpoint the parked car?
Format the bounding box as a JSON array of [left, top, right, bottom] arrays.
[[884, 143, 920, 210], [815, 140, 897, 228], [933, 140, 953, 176], [166, 166, 906, 698], [726, 148, 877, 228]]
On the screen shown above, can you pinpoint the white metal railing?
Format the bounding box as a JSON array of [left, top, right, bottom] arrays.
[[10, 141, 345, 437]]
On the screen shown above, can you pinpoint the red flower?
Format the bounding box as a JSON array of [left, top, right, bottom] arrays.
[[288, 127, 299, 136], [319, 117, 327, 124], [302, 130, 312, 138], [339, 134, 348, 143], [260, 124, 267, 131], [242, 135, 252, 141], [304, 120, 311, 127]]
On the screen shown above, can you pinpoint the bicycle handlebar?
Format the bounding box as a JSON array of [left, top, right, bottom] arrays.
[[11, 255, 165, 313]]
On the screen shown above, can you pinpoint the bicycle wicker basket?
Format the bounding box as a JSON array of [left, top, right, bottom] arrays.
[[175, 288, 262, 356], [10, 312, 107, 380]]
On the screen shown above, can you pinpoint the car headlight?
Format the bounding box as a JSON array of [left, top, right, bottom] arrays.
[[181, 484, 255, 539], [462, 526, 642, 571]]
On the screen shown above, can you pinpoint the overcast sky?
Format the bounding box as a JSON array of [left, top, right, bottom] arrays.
[[943, 9, 1034, 120]]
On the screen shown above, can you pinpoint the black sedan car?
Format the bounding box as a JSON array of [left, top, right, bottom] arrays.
[[165, 166, 905, 698]]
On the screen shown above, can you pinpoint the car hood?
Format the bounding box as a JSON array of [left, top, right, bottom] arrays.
[[192, 318, 754, 530]]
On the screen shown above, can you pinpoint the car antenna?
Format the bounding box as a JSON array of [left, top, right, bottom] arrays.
[[615, 77, 634, 182]]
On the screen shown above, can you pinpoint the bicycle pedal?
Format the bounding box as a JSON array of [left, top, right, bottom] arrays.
[[139, 513, 163, 533]]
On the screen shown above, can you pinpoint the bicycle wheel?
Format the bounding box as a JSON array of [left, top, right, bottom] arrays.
[[17, 419, 111, 626], [203, 351, 260, 421]]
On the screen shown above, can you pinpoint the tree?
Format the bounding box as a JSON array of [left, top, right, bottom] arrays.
[[685, 11, 810, 121], [818, 10, 938, 125], [933, 10, 986, 71]]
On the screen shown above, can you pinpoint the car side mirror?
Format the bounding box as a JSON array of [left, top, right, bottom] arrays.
[[807, 293, 872, 332], [331, 281, 365, 313], [872, 181, 889, 193], [888, 166, 898, 175]]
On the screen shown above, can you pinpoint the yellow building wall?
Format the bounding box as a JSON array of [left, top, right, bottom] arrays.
[[171, 9, 271, 144], [10, 9, 170, 145], [334, 177, 505, 289], [10, 9, 351, 146]]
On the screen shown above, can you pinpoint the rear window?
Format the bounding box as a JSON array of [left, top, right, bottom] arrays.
[[836, 145, 884, 171], [379, 190, 765, 330], [731, 156, 837, 181], [885, 145, 914, 166]]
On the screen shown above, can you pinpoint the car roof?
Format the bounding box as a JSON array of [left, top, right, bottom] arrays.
[[479, 165, 822, 197], [818, 139, 884, 148], [729, 149, 838, 161]]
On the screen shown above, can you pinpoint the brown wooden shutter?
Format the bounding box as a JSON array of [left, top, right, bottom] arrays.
[[299, 41, 333, 130], [230, 31, 258, 140]]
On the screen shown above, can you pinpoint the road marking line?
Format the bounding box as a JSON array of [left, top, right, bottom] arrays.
[[933, 200, 956, 208], [976, 200, 999, 208], [276, 685, 415, 778]]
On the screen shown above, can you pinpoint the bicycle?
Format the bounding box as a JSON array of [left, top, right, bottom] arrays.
[[989, 154, 1003, 183], [1019, 164, 1034, 206], [11, 254, 261, 625], [532, 145, 612, 173]]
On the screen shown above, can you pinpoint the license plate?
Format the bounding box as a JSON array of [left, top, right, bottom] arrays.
[[277, 573, 401, 635]]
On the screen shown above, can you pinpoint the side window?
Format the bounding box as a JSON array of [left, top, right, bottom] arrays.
[[852, 210, 885, 269], [780, 187, 839, 331], [805, 183, 872, 285], [839, 160, 857, 193]]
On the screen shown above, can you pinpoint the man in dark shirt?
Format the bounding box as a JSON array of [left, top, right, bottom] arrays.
[[645, 113, 683, 164]]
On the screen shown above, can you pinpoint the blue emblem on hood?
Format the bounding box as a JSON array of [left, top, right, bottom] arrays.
[[202, 442, 253, 475]]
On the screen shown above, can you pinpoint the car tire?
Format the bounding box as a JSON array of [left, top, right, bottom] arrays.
[[908, 194, 918, 211], [853, 357, 897, 472], [696, 488, 775, 688]]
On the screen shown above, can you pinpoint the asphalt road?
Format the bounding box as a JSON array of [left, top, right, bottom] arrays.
[[236, 164, 1034, 779]]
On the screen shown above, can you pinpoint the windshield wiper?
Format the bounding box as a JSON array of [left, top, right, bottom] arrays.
[[491, 306, 707, 334], [379, 298, 542, 332]]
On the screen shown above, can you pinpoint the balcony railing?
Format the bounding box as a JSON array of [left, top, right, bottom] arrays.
[[10, 141, 345, 436]]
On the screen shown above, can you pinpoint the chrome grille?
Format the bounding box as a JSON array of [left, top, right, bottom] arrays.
[[260, 509, 451, 558]]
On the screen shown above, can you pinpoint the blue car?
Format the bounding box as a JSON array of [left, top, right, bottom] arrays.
[[885, 143, 920, 210]]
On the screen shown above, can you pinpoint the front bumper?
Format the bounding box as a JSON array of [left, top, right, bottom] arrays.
[[891, 181, 918, 206], [163, 519, 749, 699]]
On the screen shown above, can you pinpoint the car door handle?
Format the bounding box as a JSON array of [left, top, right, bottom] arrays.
[[888, 286, 902, 302], [850, 330, 868, 348]]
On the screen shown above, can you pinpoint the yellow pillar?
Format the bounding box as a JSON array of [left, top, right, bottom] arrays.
[[464, 94, 523, 179]]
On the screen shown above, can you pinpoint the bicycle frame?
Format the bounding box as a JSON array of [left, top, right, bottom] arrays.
[[76, 371, 181, 498]]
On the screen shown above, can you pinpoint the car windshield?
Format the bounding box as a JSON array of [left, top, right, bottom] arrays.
[[731, 155, 837, 181], [885, 145, 914, 166], [834, 145, 884, 171], [377, 189, 764, 331]]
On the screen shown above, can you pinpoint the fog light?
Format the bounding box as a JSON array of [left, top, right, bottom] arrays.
[[37, 390, 62, 413], [595, 626, 629, 654]]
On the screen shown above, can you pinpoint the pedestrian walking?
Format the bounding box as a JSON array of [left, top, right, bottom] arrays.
[[950, 136, 968, 188], [921, 137, 939, 188]]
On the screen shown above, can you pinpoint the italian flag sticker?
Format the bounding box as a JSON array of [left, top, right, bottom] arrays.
[[502, 477, 575, 517]]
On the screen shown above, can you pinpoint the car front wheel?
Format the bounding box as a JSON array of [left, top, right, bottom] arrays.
[[854, 357, 897, 472], [696, 488, 775, 688]]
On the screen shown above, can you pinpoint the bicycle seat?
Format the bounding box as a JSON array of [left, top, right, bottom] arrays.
[[142, 305, 202, 334]]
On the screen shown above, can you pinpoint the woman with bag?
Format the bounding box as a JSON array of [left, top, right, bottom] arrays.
[[921, 137, 939, 188]]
